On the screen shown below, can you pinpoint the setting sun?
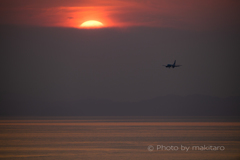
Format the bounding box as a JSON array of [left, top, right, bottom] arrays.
[[80, 20, 104, 28]]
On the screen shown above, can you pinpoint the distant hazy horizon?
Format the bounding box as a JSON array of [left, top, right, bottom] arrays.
[[1, 94, 239, 116]]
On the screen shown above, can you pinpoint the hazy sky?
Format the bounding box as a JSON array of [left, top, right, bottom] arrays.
[[1, 0, 240, 102]]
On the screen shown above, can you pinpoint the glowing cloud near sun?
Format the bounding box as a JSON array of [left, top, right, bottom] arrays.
[[80, 20, 104, 28]]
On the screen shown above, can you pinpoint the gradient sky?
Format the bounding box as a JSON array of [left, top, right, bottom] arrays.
[[1, 0, 240, 102]]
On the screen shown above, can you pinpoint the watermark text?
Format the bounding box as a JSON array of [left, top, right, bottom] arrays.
[[148, 145, 225, 152]]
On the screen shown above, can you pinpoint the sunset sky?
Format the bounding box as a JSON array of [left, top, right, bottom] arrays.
[[1, 0, 240, 30], [1, 0, 240, 103]]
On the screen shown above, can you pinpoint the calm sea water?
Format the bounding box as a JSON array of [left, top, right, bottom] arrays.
[[0, 117, 240, 160]]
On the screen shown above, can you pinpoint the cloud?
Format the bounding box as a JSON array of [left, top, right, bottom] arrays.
[[0, 0, 240, 30]]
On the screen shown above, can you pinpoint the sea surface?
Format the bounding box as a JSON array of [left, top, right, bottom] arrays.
[[0, 117, 240, 160]]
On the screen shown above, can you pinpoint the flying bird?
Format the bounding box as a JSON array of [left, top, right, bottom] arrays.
[[163, 60, 182, 68]]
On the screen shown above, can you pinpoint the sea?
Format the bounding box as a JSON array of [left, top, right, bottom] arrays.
[[0, 116, 240, 160]]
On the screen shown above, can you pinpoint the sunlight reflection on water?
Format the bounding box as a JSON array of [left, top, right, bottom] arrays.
[[0, 117, 240, 160]]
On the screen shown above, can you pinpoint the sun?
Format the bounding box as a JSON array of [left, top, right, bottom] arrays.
[[80, 20, 104, 28]]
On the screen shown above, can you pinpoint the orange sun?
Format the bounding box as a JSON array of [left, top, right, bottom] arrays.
[[80, 20, 104, 28]]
